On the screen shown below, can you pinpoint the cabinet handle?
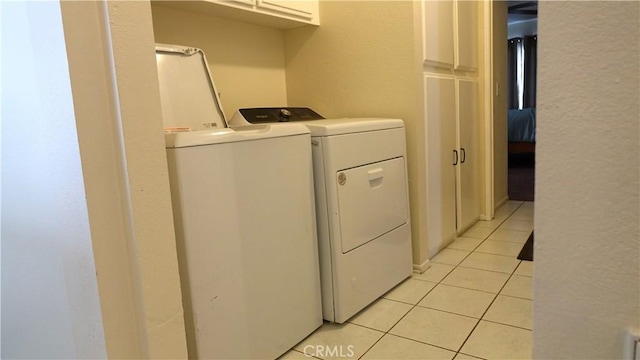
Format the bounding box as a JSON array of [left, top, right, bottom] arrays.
[[461, 148, 466, 163], [453, 150, 458, 166]]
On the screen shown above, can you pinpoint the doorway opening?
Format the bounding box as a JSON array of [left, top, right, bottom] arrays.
[[506, 1, 537, 201]]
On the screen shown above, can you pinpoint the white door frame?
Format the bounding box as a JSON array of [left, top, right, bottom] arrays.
[[482, 0, 495, 220]]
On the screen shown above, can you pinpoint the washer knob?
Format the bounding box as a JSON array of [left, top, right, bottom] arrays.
[[278, 108, 292, 122]]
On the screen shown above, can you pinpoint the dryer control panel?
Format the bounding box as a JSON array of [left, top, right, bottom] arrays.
[[235, 107, 324, 124]]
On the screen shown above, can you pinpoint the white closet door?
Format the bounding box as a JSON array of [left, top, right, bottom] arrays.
[[422, 0, 454, 68], [457, 78, 480, 231], [425, 75, 457, 254], [455, 0, 478, 70]]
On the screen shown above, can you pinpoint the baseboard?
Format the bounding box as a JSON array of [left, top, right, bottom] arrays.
[[413, 259, 431, 274], [495, 196, 509, 212], [457, 217, 480, 235]]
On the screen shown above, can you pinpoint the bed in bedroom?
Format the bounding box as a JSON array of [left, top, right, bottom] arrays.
[[508, 108, 536, 153]]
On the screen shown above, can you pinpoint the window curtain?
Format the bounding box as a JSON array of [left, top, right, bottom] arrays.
[[507, 36, 537, 109], [507, 38, 522, 109], [523, 35, 537, 108]]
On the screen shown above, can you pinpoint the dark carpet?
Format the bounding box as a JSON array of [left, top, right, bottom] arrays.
[[508, 153, 535, 201], [517, 232, 534, 261]]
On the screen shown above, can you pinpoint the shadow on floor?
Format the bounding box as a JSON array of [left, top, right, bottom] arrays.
[[508, 152, 535, 201]]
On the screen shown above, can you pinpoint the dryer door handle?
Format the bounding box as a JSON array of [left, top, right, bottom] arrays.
[[368, 168, 385, 188], [367, 168, 384, 181]]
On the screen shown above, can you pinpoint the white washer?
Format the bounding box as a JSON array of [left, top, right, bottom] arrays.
[[230, 110, 413, 323], [156, 45, 322, 359]]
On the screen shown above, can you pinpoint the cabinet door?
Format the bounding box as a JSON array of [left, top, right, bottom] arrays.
[[258, 0, 315, 20], [455, 0, 477, 70], [425, 75, 457, 255], [175, 0, 319, 28], [456, 79, 480, 231], [223, 0, 256, 6], [422, 1, 454, 68]]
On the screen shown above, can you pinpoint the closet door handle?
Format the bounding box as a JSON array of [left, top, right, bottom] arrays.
[[453, 150, 458, 166], [461, 148, 466, 163]]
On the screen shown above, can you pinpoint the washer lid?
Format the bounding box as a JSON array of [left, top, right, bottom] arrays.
[[303, 118, 404, 136], [165, 124, 310, 148], [155, 44, 227, 130]]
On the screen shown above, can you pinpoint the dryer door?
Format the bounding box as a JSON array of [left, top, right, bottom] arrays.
[[337, 157, 409, 253]]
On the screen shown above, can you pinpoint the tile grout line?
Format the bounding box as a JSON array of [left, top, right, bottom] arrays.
[[456, 351, 489, 360], [358, 227, 483, 360], [411, 305, 489, 320], [447, 201, 533, 357], [454, 252, 524, 355], [451, 201, 527, 358], [350, 320, 464, 357], [451, 233, 499, 357], [357, 266, 447, 359], [481, 318, 533, 332], [383, 332, 468, 355], [357, 266, 449, 359], [356, 201, 532, 360], [288, 348, 323, 359], [403, 210, 506, 359]]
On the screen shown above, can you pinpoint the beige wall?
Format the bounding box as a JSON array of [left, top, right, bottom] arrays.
[[534, 2, 639, 357], [103, 1, 188, 358], [284, 0, 428, 265], [1, 2, 107, 357], [60, 1, 147, 357], [151, 4, 288, 120], [3, 1, 189, 357], [492, 1, 509, 209]]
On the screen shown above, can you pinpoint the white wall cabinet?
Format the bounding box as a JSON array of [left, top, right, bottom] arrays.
[[455, 0, 477, 70], [423, 0, 481, 259], [425, 76, 457, 254], [257, 0, 316, 21], [153, 0, 319, 29], [425, 75, 481, 257], [422, 0, 476, 71], [456, 78, 480, 231], [423, 1, 454, 68]]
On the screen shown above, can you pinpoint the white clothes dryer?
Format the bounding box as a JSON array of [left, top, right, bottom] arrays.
[[156, 46, 322, 359], [230, 109, 413, 323]]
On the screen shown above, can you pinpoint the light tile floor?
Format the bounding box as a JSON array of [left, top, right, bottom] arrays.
[[283, 201, 534, 360]]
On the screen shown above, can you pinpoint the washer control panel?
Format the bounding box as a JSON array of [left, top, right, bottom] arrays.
[[237, 107, 324, 123]]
